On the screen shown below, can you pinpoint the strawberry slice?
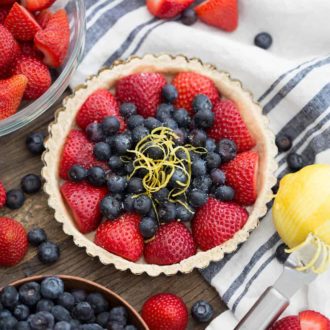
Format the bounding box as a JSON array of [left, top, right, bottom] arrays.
[[4, 3, 41, 41], [146, 0, 194, 18], [61, 181, 107, 234], [0, 24, 18, 70], [94, 213, 144, 262], [207, 99, 256, 152], [34, 9, 69, 68], [299, 310, 330, 330], [0, 7, 10, 24], [19, 41, 43, 59], [35, 9, 53, 28], [268, 316, 301, 330], [0, 75, 28, 120], [21, 0, 56, 12], [195, 0, 238, 32], [221, 151, 259, 206]]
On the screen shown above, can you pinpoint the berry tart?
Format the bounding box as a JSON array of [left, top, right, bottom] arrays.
[[42, 54, 277, 276]]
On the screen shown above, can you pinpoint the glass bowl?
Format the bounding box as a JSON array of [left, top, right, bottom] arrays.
[[0, 0, 86, 137]]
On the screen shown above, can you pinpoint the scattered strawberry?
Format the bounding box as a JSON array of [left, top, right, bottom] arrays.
[[299, 310, 330, 330], [61, 181, 107, 234], [19, 41, 42, 58], [142, 293, 188, 330], [21, 0, 56, 12], [35, 9, 53, 28], [268, 316, 301, 330], [0, 181, 6, 208], [208, 99, 256, 152], [146, 0, 194, 19], [59, 129, 108, 180], [94, 213, 144, 262], [12, 55, 51, 100], [195, 0, 238, 32], [0, 6, 10, 24], [0, 23, 18, 70], [0, 217, 28, 266], [34, 9, 69, 68], [0, 74, 28, 120], [4, 3, 41, 41], [192, 198, 248, 251], [76, 89, 125, 131], [144, 222, 196, 265], [172, 72, 219, 113], [221, 151, 259, 205], [116, 72, 167, 118]]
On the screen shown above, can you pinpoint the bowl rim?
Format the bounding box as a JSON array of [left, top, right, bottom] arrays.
[[42, 53, 278, 277], [0, 0, 86, 137]]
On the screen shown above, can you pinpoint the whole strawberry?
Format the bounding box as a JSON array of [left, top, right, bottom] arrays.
[[142, 293, 188, 330], [144, 221, 196, 265], [192, 198, 248, 251], [94, 213, 143, 262], [172, 72, 219, 113], [61, 181, 107, 234], [147, 0, 194, 18], [299, 310, 330, 330], [208, 99, 256, 152], [268, 316, 301, 330], [0, 217, 28, 266], [0, 181, 6, 208], [116, 72, 167, 118]]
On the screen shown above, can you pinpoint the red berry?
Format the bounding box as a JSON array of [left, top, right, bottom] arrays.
[[34, 9, 53, 28], [268, 316, 301, 330], [0, 23, 18, 70], [19, 41, 43, 59], [0, 6, 10, 24], [299, 310, 330, 330], [21, 0, 56, 12], [146, 0, 194, 19], [0, 181, 6, 208]]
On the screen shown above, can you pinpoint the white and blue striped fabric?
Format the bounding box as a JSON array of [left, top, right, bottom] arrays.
[[70, 0, 330, 328]]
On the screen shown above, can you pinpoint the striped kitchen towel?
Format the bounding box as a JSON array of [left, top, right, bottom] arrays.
[[70, 0, 330, 328]]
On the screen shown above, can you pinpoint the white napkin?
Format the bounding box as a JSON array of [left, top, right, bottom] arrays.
[[71, 0, 330, 328]]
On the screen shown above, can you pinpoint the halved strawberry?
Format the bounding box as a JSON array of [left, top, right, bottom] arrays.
[[172, 72, 219, 114], [144, 222, 196, 265], [221, 151, 259, 205], [34, 9, 69, 68], [0, 75, 28, 120], [268, 316, 301, 330], [4, 3, 41, 41], [94, 213, 144, 262], [299, 310, 330, 330], [116, 72, 167, 118], [76, 89, 125, 131], [19, 41, 43, 59], [59, 129, 108, 180], [146, 0, 194, 19], [61, 181, 107, 234], [0, 23, 18, 70], [195, 0, 238, 32], [0, 6, 10, 24], [207, 99, 256, 152], [192, 198, 248, 251], [21, 0, 56, 12], [35, 9, 52, 28]]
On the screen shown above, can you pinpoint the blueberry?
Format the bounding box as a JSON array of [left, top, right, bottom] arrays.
[[144, 117, 162, 131], [69, 319, 80, 330], [123, 194, 135, 212], [28, 228, 47, 246], [287, 153, 305, 172], [173, 109, 191, 128], [145, 143, 164, 159], [134, 167, 148, 178], [156, 104, 174, 121], [188, 129, 207, 147], [124, 326, 137, 330], [68, 165, 87, 182], [169, 168, 188, 188], [40, 277, 64, 299], [188, 189, 208, 208], [18, 282, 40, 306], [13, 305, 29, 321], [192, 94, 212, 113], [6, 189, 25, 209], [192, 176, 212, 193], [120, 103, 137, 119], [86, 293, 109, 314], [158, 202, 176, 223], [51, 305, 71, 322], [0, 310, 12, 319], [80, 324, 103, 330], [191, 300, 214, 323], [162, 118, 178, 130], [72, 302, 94, 322], [275, 243, 290, 264], [132, 126, 149, 144], [272, 180, 280, 194], [127, 177, 145, 194], [108, 322, 125, 330], [28, 312, 54, 330], [181, 8, 197, 25], [194, 110, 214, 129], [38, 241, 60, 264], [127, 115, 144, 130], [153, 188, 169, 202], [87, 167, 106, 186], [162, 84, 178, 103], [21, 174, 42, 194], [210, 169, 226, 186], [107, 175, 127, 194], [109, 306, 127, 325], [16, 321, 30, 330], [1, 286, 19, 308], [216, 139, 237, 162], [176, 204, 195, 222], [86, 123, 104, 142], [173, 128, 187, 145], [36, 299, 54, 313], [254, 32, 272, 49], [100, 196, 122, 219], [139, 217, 158, 239], [114, 134, 133, 155], [26, 132, 45, 155], [102, 116, 120, 136], [205, 152, 221, 170], [54, 321, 71, 330], [96, 312, 110, 327], [275, 134, 292, 152], [0, 316, 18, 329], [71, 289, 87, 304], [215, 185, 235, 201], [133, 195, 152, 215], [205, 138, 216, 152], [192, 158, 207, 177], [108, 156, 124, 171], [93, 142, 111, 161], [175, 149, 188, 160]]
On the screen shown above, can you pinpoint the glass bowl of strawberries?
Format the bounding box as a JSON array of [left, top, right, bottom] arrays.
[[0, 0, 85, 137]]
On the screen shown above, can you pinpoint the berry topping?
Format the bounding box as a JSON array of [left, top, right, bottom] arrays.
[[254, 32, 273, 50], [191, 300, 214, 323], [205, 152, 221, 170], [275, 134, 292, 152], [188, 189, 208, 208], [176, 204, 195, 222], [214, 185, 235, 201], [173, 108, 191, 128], [28, 228, 47, 246], [93, 142, 111, 161], [194, 109, 215, 129], [114, 133, 133, 155], [21, 174, 42, 194], [102, 116, 121, 136], [146, 0, 194, 19], [210, 168, 226, 186], [68, 165, 87, 182], [120, 102, 137, 118], [139, 216, 158, 239], [87, 166, 106, 187], [86, 122, 104, 143], [133, 194, 152, 215], [158, 202, 177, 223], [192, 94, 213, 113], [162, 83, 178, 103]]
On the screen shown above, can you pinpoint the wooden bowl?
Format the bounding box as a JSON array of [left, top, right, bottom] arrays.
[[8, 275, 148, 330]]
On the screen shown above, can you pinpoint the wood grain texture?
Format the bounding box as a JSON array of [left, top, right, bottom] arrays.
[[0, 93, 226, 329]]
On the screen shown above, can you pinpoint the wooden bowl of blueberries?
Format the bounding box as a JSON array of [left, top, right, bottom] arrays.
[[0, 275, 148, 330]]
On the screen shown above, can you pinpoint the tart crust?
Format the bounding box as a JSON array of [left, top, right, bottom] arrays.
[[42, 54, 278, 276]]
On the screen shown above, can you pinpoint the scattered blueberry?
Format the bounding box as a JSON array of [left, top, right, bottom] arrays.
[[216, 139, 237, 162], [275, 134, 292, 152], [114, 134, 133, 155], [127, 177, 145, 194], [38, 241, 60, 264], [93, 142, 111, 161], [181, 8, 197, 25], [68, 165, 87, 182], [275, 243, 290, 264], [1, 286, 19, 309], [132, 125, 149, 144], [120, 103, 137, 119], [19, 282, 41, 306], [162, 84, 178, 103], [100, 196, 122, 219], [28, 228, 47, 246], [192, 158, 207, 177], [127, 115, 144, 130], [139, 217, 158, 239], [173, 108, 191, 128], [72, 302, 94, 322], [210, 169, 226, 186], [21, 174, 42, 194], [28, 311, 54, 330], [191, 300, 214, 323], [158, 202, 176, 223], [85, 123, 104, 142], [176, 204, 195, 222], [215, 185, 235, 201], [107, 175, 127, 194], [87, 292, 109, 314], [71, 290, 87, 304], [192, 94, 212, 113], [40, 277, 64, 300], [156, 103, 174, 121], [26, 132, 45, 155], [205, 138, 216, 152], [287, 153, 305, 172], [188, 189, 208, 208], [205, 152, 221, 170], [144, 117, 162, 131], [102, 116, 120, 136], [51, 305, 71, 322], [87, 166, 106, 186], [133, 195, 152, 215], [188, 129, 207, 147], [194, 110, 214, 129], [6, 189, 25, 209], [254, 32, 272, 49], [36, 299, 54, 312]]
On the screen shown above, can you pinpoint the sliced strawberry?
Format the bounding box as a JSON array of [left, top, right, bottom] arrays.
[[144, 222, 196, 265], [19, 41, 43, 59], [59, 129, 108, 180], [94, 213, 144, 262], [221, 151, 259, 205], [116, 72, 167, 118], [12, 55, 51, 100], [4, 3, 41, 41], [34, 9, 69, 68], [0, 23, 18, 70], [76, 89, 125, 131], [35, 9, 53, 28], [195, 0, 238, 32], [207, 99, 256, 152], [0, 74, 28, 120], [21, 0, 56, 12], [299, 310, 330, 330], [0, 181, 6, 208], [61, 181, 107, 234], [0, 0, 16, 5], [172, 72, 219, 114], [192, 198, 248, 251], [0, 6, 10, 24], [146, 0, 194, 19], [268, 316, 301, 330]]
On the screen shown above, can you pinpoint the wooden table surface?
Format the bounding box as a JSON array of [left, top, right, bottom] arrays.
[[0, 93, 225, 330]]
